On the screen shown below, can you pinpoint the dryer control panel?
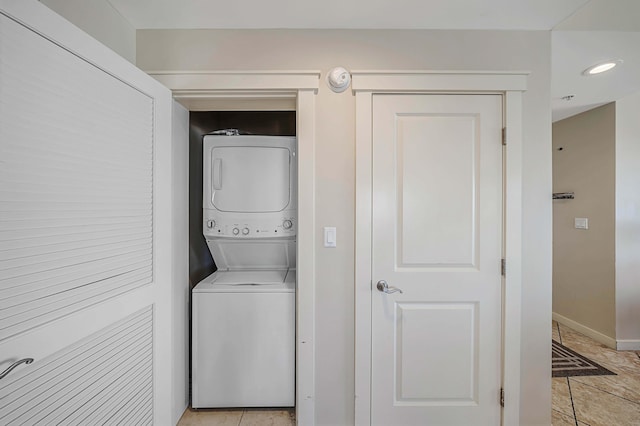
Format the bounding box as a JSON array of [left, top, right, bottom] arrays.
[[203, 211, 296, 239]]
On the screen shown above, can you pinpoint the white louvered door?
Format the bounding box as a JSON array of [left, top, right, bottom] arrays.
[[0, 1, 180, 424], [0, 12, 153, 341]]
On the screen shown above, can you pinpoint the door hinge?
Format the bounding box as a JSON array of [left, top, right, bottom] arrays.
[[500, 388, 505, 407], [501, 258, 506, 276], [502, 127, 507, 146]]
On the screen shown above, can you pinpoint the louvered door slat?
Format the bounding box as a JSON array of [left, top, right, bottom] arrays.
[[0, 253, 150, 292], [69, 367, 152, 424], [0, 322, 150, 416], [122, 393, 154, 425], [0, 259, 149, 301], [15, 345, 152, 424], [1, 268, 150, 319], [1, 208, 150, 221], [1, 261, 149, 307], [0, 309, 149, 401], [0, 270, 151, 338], [17, 343, 151, 425], [0, 238, 150, 271], [0, 234, 150, 265], [109, 391, 153, 425], [0, 216, 151, 233], [0, 10, 154, 341], [0, 308, 153, 425], [0, 201, 151, 212], [0, 235, 150, 262], [0, 222, 151, 245], [29, 345, 152, 425], [89, 370, 152, 425]]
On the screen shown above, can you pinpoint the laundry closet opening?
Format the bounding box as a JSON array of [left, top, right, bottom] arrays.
[[189, 109, 298, 409]]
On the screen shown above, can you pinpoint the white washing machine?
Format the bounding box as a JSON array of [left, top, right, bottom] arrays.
[[192, 271, 295, 408], [192, 134, 296, 408]]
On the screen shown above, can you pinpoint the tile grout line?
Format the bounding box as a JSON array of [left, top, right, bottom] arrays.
[[238, 410, 245, 426], [571, 377, 640, 406], [566, 377, 579, 426], [555, 320, 578, 425], [557, 322, 563, 345]]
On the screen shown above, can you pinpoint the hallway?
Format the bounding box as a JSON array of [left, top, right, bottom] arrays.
[[552, 321, 640, 425]]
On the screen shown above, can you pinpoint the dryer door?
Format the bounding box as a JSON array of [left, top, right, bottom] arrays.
[[210, 146, 292, 213]]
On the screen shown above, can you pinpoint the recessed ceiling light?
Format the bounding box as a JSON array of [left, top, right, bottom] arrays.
[[583, 60, 622, 76]]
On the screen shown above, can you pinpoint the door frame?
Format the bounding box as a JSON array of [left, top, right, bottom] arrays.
[[352, 71, 527, 425], [146, 70, 319, 426]]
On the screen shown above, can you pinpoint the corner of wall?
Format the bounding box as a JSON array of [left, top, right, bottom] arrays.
[[615, 91, 640, 343]]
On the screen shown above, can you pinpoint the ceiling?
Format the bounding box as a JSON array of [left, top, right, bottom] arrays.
[[107, 0, 640, 122], [108, 0, 589, 30]]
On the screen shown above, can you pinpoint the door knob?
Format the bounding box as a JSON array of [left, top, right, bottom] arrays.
[[376, 280, 403, 294]]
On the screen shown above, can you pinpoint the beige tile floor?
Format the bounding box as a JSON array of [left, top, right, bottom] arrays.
[[177, 407, 295, 426], [552, 320, 640, 426]]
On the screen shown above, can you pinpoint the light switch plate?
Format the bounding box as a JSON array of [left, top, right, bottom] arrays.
[[575, 218, 588, 230], [324, 227, 337, 247]]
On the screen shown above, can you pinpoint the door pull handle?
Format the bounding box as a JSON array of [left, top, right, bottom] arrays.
[[0, 358, 34, 380], [213, 158, 222, 190], [376, 280, 403, 294]]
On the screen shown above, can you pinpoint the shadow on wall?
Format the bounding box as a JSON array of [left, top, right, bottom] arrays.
[[188, 111, 296, 288]]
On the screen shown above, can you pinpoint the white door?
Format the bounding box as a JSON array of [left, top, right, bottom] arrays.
[[371, 94, 503, 425], [0, 1, 185, 424]]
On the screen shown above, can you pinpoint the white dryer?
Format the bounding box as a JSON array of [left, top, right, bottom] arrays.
[[192, 134, 296, 408]]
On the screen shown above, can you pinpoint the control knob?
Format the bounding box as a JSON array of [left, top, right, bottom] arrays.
[[282, 219, 293, 230], [242, 227, 250, 235], [232, 227, 240, 235], [206, 220, 215, 229]]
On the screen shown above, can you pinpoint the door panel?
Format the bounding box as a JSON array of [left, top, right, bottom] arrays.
[[0, 10, 153, 341], [0, 1, 180, 423], [395, 302, 477, 404], [397, 114, 478, 268], [372, 94, 503, 425], [0, 308, 153, 425]]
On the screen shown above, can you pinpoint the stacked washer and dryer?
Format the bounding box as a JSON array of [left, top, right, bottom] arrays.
[[192, 134, 296, 408]]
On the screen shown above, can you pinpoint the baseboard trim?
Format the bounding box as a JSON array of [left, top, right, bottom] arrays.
[[616, 340, 640, 351], [552, 312, 617, 349]]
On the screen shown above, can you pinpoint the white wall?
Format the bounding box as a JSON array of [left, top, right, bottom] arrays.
[[136, 29, 552, 425], [615, 91, 640, 347], [39, 0, 136, 63]]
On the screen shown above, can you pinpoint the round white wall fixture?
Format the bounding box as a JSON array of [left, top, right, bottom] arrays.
[[327, 67, 351, 93]]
